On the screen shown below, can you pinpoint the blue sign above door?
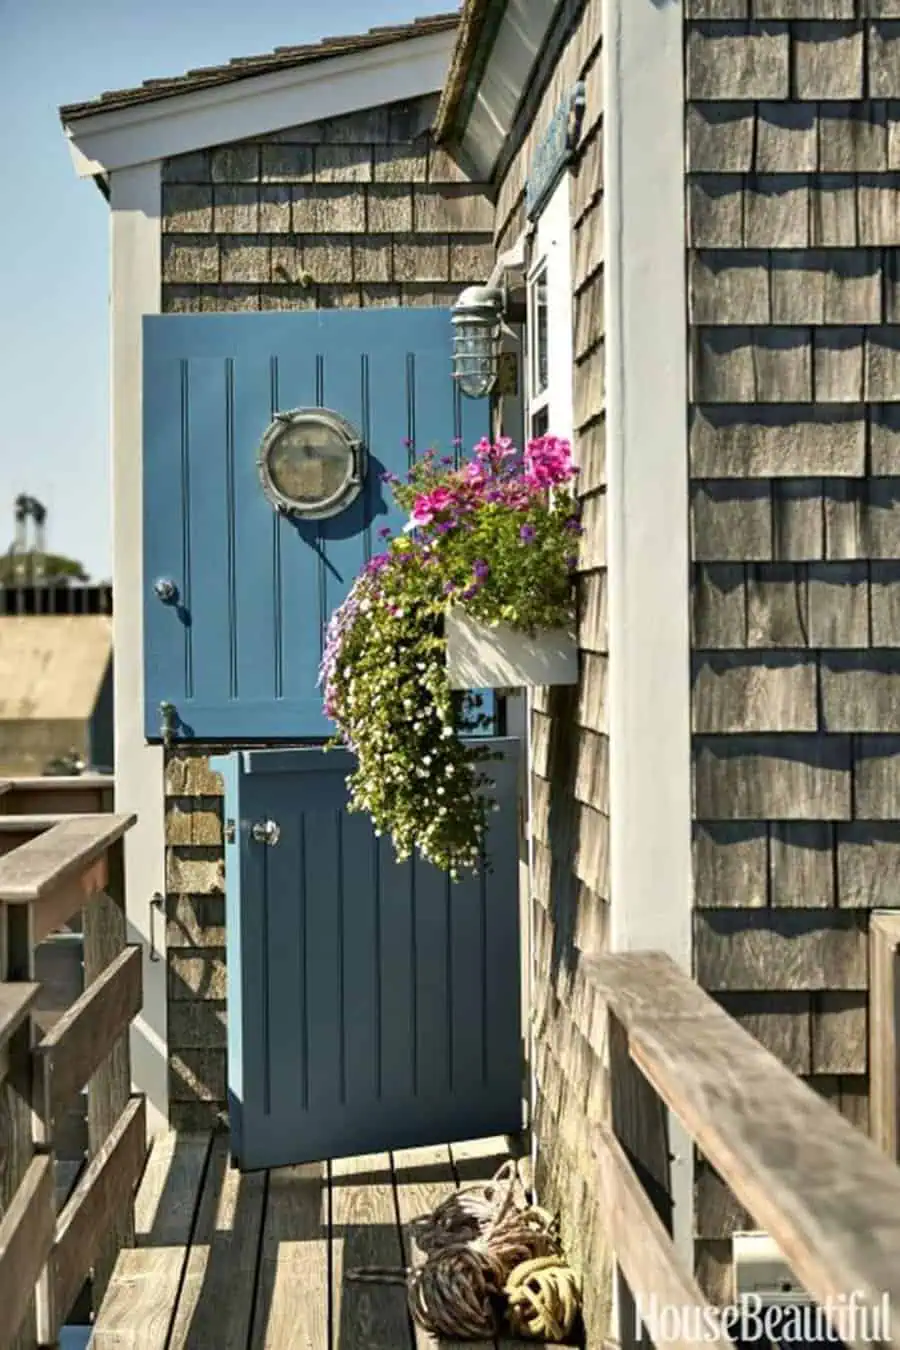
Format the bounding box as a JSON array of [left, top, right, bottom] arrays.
[[142, 309, 490, 744]]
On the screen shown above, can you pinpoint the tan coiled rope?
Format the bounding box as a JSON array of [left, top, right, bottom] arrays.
[[345, 1160, 581, 1341]]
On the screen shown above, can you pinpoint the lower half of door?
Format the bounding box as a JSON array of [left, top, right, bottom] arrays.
[[224, 741, 523, 1170]]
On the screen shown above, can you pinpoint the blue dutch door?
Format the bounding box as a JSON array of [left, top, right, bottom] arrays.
[[144, 309, 522, 1169]]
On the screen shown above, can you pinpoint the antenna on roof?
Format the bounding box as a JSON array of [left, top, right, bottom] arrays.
[[10, 494, 48, 586]]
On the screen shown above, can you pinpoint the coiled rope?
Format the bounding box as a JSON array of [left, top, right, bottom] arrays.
[[345, 1159, 581, 1341]]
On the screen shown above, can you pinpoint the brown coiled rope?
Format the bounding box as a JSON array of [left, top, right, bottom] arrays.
[[345, 1159, 578, 1340]]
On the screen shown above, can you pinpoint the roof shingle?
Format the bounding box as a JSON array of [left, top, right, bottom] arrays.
[[59, 12, 459, 123]]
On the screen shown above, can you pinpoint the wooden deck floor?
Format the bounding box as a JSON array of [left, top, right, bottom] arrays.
[[89, 1133, 552, 1350]]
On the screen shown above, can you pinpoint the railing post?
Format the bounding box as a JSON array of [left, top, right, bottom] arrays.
[[608, 1011, 675, 1350], [83, 836, 135, 1315], [1, 900, 39, 1349], [870, 911, 900, 1163]]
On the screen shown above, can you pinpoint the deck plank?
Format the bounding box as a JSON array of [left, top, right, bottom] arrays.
[[90, 1131, 211, 1350], [331, 1152, 412, 1350], [169, 1136, 265, 1349], [393, 1144, 490, 1350], [251, 1163, 329, 1350]]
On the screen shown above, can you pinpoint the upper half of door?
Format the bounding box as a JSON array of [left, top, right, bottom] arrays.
[[142, 308, 489, 744]]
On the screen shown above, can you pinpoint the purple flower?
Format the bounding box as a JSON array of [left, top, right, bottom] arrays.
[[519, 524, 536, 543], [473, 560, 490, 581], [461, 584, 479, 601], [452, 437, 463, 448], [565, 554, 578, 571], [442, 581, 456, 595], [440, 455, 454, 466], [402, 437, 414, 448], [378, 526, 392, 539], [380, 471, 399, 484], [565, 517, 584, 534]]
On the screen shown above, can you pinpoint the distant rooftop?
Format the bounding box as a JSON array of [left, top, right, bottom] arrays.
[[59, 12, 459, 122]]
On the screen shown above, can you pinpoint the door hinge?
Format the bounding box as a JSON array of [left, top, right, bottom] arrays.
[[159, 701, 178, 748]]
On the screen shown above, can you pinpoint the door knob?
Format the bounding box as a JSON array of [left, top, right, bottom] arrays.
[[154, 577, 178, 603], [251, 819, 281, 847]]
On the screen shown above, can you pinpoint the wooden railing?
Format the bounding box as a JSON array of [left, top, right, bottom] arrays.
[[0, 778, 145, 1349], [585, 952, 900, 1350]]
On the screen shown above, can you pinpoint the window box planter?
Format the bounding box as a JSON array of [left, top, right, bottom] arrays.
[[445, 609, 577, 690]]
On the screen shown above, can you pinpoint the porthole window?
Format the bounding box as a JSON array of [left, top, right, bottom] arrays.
[[257, 409, 365, 520]]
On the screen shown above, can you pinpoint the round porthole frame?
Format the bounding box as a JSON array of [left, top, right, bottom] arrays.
[[256, 407, 367, 521]]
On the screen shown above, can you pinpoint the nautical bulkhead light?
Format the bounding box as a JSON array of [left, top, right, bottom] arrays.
[[451, 285, 504, 399]]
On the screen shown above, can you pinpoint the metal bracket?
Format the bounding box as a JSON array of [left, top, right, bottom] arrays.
[[159, 701, 178, 749]]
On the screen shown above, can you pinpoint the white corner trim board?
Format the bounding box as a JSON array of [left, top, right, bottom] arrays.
[[110, 161, 169, 1136], [63, 28, 455, 176], [603, 0, 693, 1260]]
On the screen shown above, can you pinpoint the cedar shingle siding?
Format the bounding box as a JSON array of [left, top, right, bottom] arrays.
[[686, 2, 899, 1291], [491, 0, 608, 1340], [161, 94, 493, 1129]]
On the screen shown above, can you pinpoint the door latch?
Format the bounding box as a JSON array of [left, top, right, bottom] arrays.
[[251, 819, 281, 847], [149, 892, 165, 962]]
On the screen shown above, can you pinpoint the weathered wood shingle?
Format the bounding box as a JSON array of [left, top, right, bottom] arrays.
[[686, 0, 900, 1259]]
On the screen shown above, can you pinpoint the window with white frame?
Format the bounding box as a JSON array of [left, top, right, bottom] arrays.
[[525, 174, 574, 446]]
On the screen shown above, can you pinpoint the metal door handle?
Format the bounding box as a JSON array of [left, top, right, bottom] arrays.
[[154, 577, 178, 603], [251, 819, 281, 846]]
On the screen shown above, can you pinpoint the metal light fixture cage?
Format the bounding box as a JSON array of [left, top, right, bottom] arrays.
[[257, 408, 366, 520], [451, 284, 504, 400]]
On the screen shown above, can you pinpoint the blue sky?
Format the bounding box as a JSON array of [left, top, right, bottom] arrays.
[[0, 0, 436, 580]]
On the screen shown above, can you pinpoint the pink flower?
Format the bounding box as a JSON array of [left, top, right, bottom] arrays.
[[465, 460, 487, 486], [524, 435, 577, 488], [410, 486, 455, 526]]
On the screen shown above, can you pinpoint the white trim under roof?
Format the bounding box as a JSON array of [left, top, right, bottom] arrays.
[[455, 0, 558, 180], [63, 27, 455, 176]]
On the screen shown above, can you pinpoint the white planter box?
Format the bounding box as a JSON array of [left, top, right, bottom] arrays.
[[445, 609, 577, 690]]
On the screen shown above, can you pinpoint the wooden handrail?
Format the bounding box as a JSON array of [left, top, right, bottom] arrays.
[[0, 982, 40, 1056], [47, 1096, 146, 1338], [594, 1121, 733, 1350], [0, 815, 134, 903], [0, 1156, 55, 1349], [0, 791, 142, 1349], [33, 946, 142, 1133], [585, 952, 900, 1347], [0, 814, 135, 949]]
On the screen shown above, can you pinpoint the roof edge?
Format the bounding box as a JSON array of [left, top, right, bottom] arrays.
[[61, 25, 457, 178], [432, 0, 504, 147], [60, 13, 459, 123]]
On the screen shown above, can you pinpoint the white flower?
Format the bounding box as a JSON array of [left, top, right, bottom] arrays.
[[422, 755, 432, 765]]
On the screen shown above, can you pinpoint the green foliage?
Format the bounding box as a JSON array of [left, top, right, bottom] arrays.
[[0, 551, 89, 585]]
